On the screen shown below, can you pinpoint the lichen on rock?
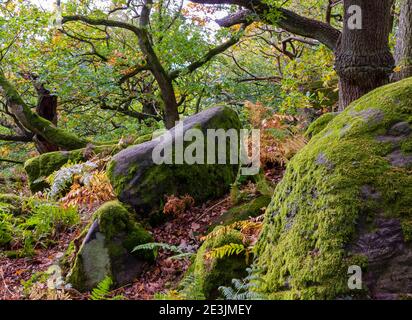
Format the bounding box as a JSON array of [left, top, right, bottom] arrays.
[[66, 201, 155, 291], [253, 77, 412, 300], [107, 106, 241, 222]]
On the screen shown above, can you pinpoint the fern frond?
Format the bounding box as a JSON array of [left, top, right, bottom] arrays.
[[132, 242, 184, 254], [218, 265, 267, 300], [205, 243, 245, 260], [169, 252, 194, 260], [90, 276, 113, 300], [218, 286, 236, 299]]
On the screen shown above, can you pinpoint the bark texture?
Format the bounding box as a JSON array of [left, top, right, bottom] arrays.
[[0, 70, 89, 150], [393, 0, 412, 81], [335, 0, 395, 110], [33, 81, 59, 153]]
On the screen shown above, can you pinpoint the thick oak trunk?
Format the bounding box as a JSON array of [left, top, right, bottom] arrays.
[[335, 0, 395, 110], [393, 0, 412, 81]]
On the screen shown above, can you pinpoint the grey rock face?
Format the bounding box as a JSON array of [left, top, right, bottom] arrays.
[[108, 106, 241, 220]]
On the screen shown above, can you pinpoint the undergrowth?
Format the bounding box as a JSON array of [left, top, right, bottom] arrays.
[[0, 198, 79, 257]]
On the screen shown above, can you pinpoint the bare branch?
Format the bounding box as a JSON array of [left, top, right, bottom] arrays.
[[190, 0, 341, 50], [118, 64, 150, 84], [0, 134, 32, 142]]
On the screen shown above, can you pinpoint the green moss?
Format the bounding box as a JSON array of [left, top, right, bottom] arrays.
[[305, 112, 339, 138], [209, 195, 271, 232], [96, 201, 130, 240], [0, 71, 89, 151], [68, 201, 155, 291], [123, 228, 155, 261], [133, 130, 167, 145], [0, 194, 21, 208], [133, 133, 154, 145], [183, 227, 248, 299], [96, 201, 156, 261], [401, 139, 412, 154], [401, 220, 412, 242], [60, 240, 76, 272], [106, 161, 139, 196], [24, 145, 117, 193], [107, 106, 241, 221], [254, 78, 412, 300], [136, 163, 238, 212], [0, 194, 26, 215]]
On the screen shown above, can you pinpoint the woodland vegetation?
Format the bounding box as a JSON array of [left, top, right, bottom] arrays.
[[0, 0, 411, 300]]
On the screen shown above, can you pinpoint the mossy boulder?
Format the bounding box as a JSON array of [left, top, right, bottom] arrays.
[[133, 129, 167, 145], [208, 195, 271, 232], [67, 201, 155, 291], [254, 78, 412, 300], [24, 145, 117, 193], [305, 112, 339, 138], [183, 227, 248, 299], [108, 106, 241, 221]]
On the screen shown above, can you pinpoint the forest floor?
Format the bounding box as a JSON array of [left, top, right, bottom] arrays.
[[0, 166, 284, 300]]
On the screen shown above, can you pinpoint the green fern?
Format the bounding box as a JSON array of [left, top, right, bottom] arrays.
[[132, 242, 194, 260], [1, 200, 79, 254], [90, 276, 113, 300], [218, 267, 266, 300], [206, 243, 245, 260], [90, 276, 125, 300], [177, 273, 205, 300], [133, 242, 183, 254], [0, 212, 14, 246], [169, 252, 195, 260]]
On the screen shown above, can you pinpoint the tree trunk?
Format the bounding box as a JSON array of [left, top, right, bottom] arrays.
[[393, 0, 412, 81], [137, 32, 179, 129], [142, 102, 157, 116], [0, 70, 89, 150], [140, 81, 158, 117], [335, 0, 395, 110], [33, 82, 59, 153]]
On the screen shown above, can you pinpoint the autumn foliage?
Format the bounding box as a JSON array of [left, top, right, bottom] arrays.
[[163, 194, 195, 216], [245, 101, 307, 167], [60, 171, 116, 212]]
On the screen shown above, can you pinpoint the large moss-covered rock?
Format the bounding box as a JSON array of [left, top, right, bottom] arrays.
[[305, 112, 339, 138], [24, 145, 117, 193], [183, 227, 248, 299], [67, 201, 155, 291], [254, 78, 412, 299], [107, 106, 241, 221]]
